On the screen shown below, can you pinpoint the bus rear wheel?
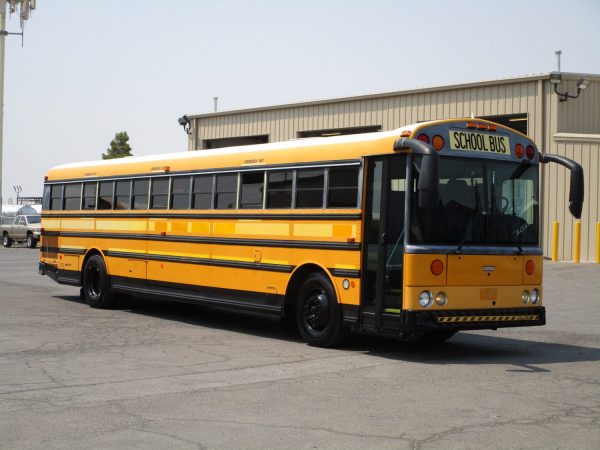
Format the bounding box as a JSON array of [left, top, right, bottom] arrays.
[[295, 273, 349, 347], [82, 254, 115, 309]]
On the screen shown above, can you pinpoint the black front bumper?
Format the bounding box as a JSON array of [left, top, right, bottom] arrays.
[[402, 307, 546, 333]]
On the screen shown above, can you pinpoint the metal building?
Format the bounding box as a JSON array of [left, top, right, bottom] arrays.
[[185, 73, 600, 262]]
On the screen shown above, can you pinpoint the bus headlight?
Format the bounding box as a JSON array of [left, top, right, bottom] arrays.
[[522, 290, 531, 304], [435, 292, 447, 306], [419, 291, 433, 307], [531, 289, 539, 304]]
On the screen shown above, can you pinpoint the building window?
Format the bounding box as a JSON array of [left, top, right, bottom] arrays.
[[83, 183, 97, 210], [171, 176, 191, 209], [192, 175, 213, 209], [63, 183, 82, 210], [298, 125, 381, 138], [98, 181, 114, 210], [115, 180, 131, 210], [151, 178, 169, 209], [240, 172, 264, 209], [328, 167, 359, 207], [202, 135, 268, 149], [296, 168, 324, 208], [215, 174, 237, 209], [132, 179, 149, 209]]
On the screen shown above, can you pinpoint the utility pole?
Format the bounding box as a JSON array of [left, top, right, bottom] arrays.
[[0, 0, 6, 212], [0, 0, 36, 212]]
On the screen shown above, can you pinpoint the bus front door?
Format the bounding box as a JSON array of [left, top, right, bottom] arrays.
[[361, 155, 407, 334]]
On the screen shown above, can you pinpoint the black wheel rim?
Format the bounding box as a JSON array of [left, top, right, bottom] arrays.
[[303, 289, 331, 332], [85, 264, 102, 298]]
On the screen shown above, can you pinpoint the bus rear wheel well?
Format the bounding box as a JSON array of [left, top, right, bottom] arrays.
[[80, 249, 104, 285], [284, 264, 331, 319]]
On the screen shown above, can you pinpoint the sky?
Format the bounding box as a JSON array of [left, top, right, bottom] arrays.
[[2, 0, 600, 203]]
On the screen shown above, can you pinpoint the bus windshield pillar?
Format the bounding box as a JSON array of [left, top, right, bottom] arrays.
[[394, 138, 439, 208]]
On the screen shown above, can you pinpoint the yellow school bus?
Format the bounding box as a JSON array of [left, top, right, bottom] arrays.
[[39, 119, 584, 346]]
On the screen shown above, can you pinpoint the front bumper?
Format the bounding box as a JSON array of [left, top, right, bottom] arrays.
[[402, 307, 546, 333]]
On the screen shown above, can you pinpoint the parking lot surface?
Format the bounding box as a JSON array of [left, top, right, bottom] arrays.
[[1, 247, 599, 449]]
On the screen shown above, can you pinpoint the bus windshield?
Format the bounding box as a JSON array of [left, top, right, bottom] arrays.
[[410, 156, 539, 247]]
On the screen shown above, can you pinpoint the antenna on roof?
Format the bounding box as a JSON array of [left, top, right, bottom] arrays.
[[213, 97, 218, 113], [555, 50, 562, 72]]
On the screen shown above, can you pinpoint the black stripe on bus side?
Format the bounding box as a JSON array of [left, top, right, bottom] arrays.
[[43, 158, 361, 184], [104, 250, 295, 273], [41, 212, 362, 220], [110, 276, 284, 317], [328, 268, 361, 278], [43, 231, 361, 251]]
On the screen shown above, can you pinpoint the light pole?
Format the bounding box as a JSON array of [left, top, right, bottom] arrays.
[[0, 0, 36, 212]]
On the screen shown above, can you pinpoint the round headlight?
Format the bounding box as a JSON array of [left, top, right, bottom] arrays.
[[435, 291, 447, 306], [531, 289, 539, 304], [419, 290, 433, 307], [522, 290, 531, 304]]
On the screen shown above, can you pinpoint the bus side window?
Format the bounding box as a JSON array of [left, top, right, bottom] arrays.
[[42, 185, 51, 210], [98, 181, 114, 210], [328, 166, 359, 208], [83, 182, 97, 210], [50, 185, 63, 210], [296, 168, 324, 208], [216, 174, 237, 209], [266, 170, 293, 208], [115, 180, 131, 210], [150, 178, 169, 209], [132, 179, 149, 210], [240, 172, 264, 209], [63, 183, 83, 210], [171, 176, 191, 209], [193, 175, 213, 209]]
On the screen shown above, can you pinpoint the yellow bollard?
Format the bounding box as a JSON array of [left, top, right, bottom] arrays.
[[552, 221, 559, 262], [573, 221, 581, 264], [596, 222, 600, 264]]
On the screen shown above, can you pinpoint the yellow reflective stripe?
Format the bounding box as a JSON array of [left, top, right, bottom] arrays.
[[437, 315, 540, 323]]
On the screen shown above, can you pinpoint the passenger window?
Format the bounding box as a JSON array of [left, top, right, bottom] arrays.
[[216, 174, 237, 209], [192, 175, 213, 209], [171, 176, 191, 209], [328, 167, 359, 208], [50, 185, 63, 210], [63, 183, 82, 210], [240, 172, 264, 209], [115, 180, 131, 210], [83, 183, 97, 210], [266, 171, 293, 208], [132, 179, 149, 209], [151, 178, 169, 209], [296, 168, 324, 208], [42, 185, 51, 210], [98, 181, 114, 210]]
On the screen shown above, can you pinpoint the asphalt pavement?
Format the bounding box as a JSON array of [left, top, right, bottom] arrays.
[[1, 247, 599, 449]]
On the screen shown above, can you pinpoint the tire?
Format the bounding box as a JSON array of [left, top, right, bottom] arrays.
[[2, 233, 12, 248], [26, 233, 38, 249], [421, 331, 457, 342], [295, 273, 349, 347], [82, 254, 115, 309]]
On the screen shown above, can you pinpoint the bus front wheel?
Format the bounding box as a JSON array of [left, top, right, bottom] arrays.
[[82, 254, 115, 309], [295, 273, 349, 347]]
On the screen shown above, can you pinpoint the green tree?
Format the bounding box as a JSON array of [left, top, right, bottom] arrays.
[[102, 131, 133, 159]]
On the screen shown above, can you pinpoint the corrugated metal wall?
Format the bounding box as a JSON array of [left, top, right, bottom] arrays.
[[191, 76, 600, 261], [195, 80, 543, 145]]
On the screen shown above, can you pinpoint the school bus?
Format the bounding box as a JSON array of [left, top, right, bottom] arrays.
[[39, 118, 584, 346]]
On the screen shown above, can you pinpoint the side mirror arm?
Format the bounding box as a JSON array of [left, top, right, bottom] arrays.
[[539, 153, 584, 218]]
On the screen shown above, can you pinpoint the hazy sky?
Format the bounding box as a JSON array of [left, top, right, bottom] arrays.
[[2, 0, 600, 202]]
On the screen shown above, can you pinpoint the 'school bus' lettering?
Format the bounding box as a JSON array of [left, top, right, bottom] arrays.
[[39, 118, 584, 347]]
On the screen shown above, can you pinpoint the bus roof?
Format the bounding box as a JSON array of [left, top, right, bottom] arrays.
[[45, 119, 534, 182]]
